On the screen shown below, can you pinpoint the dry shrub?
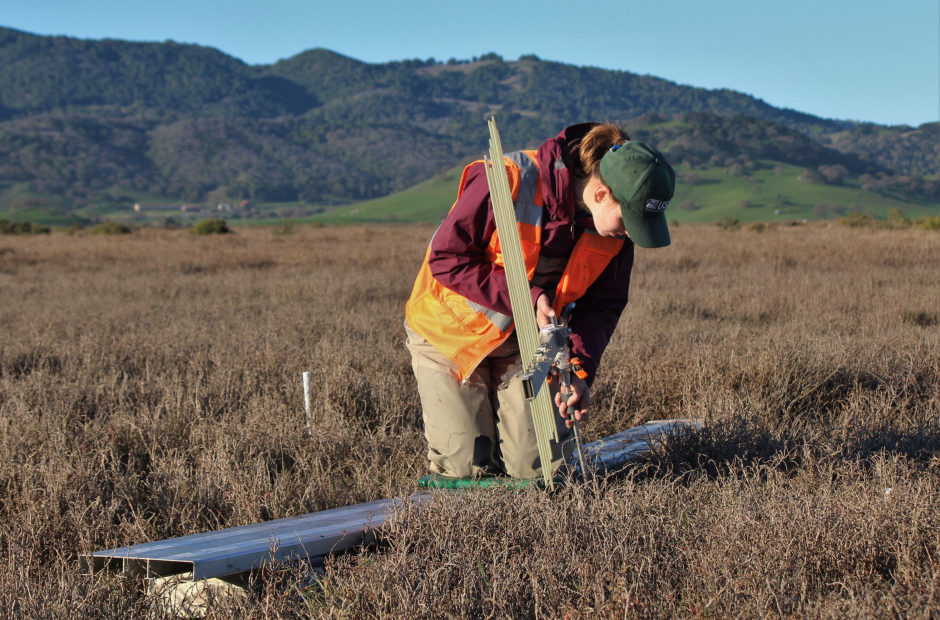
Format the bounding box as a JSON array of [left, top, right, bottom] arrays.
[[916, 215, 940, 230], [191, 218, 231, 235], [0, 223, 937, 616]]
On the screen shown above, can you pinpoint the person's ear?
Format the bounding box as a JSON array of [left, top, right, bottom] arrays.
[[593, 183, 611, 205]]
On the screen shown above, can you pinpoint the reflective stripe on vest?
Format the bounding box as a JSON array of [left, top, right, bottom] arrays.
[[465, 298, 513, 332], [505, 151, 543, 227], [405, 150, 623, 382]]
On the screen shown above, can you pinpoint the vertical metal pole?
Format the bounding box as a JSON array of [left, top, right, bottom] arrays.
[[484, 117, 556, 489], [302, 371, 313, 436]]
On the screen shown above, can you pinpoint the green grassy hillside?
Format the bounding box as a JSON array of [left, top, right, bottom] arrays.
[[671, 162, 938, 222], [5, 158, 936, 229], [308, 165, 464, 224], [311, 160, 939, 225]]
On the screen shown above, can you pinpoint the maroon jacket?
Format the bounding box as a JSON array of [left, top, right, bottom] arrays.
[[426, 124, 635, 383]]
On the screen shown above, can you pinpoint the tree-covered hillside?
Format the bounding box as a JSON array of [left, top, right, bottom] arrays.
[[0, 26, 936, 219]]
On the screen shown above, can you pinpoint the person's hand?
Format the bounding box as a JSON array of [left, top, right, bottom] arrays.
[[555, 377, 590, 428], [535, 293, 555, 328]]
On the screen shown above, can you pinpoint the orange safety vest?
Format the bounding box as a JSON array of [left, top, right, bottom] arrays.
[[405, 150, 624, 381]]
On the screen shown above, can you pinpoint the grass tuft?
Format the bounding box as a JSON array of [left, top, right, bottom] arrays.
[[190, 218, 231, 235], [0, 218, 50, 235], [88, 221, 132, 235]]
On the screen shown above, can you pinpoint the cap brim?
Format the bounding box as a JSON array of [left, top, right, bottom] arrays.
[[621, 206, 670, 248]]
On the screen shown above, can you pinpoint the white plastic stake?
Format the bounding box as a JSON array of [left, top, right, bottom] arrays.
[[302, 371, 313, 435]]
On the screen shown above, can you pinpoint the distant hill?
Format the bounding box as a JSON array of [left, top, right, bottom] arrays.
[[0, 26, 936, 224]]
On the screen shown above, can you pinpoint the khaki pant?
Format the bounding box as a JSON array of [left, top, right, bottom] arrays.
[[405, 322, 572, 479]]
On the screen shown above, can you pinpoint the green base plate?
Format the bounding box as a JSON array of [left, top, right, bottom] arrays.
[[418, 474, 546, 490]]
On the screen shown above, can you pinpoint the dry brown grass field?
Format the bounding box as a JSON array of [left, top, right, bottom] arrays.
[[0, 222, 938, 617]]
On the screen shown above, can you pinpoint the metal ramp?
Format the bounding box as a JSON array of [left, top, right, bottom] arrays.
[[88, 495, 433, 580], [578, 418, 700, 477], [88, 419, 698, 581]]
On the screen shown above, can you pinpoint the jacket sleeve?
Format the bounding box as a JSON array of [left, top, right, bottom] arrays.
[[566, 242, 634, 385], [428, 163, 542, 315]]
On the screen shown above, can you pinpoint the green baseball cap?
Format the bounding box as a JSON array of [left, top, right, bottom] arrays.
[[599, 141, 675, 248]]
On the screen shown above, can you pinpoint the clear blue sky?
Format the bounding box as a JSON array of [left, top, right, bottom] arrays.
[[3, 0, 938, 126]]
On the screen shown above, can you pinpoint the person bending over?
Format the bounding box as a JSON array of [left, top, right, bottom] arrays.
[[405, 122, 675, 479]]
